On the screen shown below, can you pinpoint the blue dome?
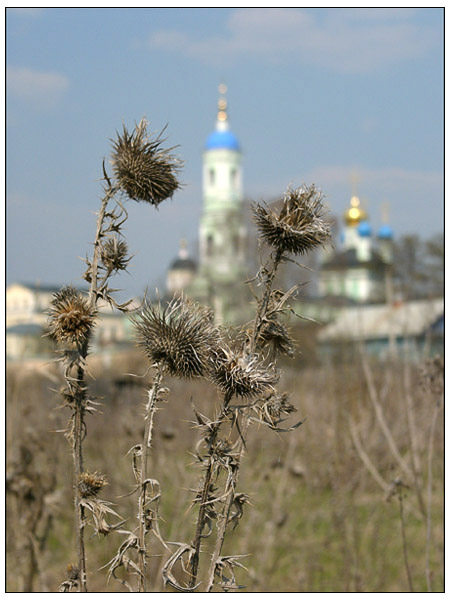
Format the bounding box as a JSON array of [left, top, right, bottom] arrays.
[[205, 129, 240, 151], [378, 224, 393, 239], [358, 220, 372, 237]]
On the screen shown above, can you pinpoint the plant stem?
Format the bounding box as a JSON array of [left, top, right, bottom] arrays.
[[250, 248, 283, 353], [188, 459, 214, 588], [137, 368, 163, 592], [425, 402, 441, 592], [189, 392, 233, 589], [361, 356, 414, 482], [205, 413, 252, 592], [205, 250, 284, 591], [403, 362, 426, 518], [70, 184, 117, 592], [398, 487, 414, 592], [88, 184, 118, 307], [73, 387, 87, 592]]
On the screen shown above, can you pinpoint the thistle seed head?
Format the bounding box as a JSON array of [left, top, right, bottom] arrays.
[[132, 297, 217, 378], [210, 346, 279, 398], [78, 471, 107, 498], [48, 286, 96, 347], [264, 392, 296, 421], [252, 184, 331, 256], [100, 236, 130, 273], [66, 564, 80, 582], [259, 319, 295, 357], [111, 118, 182, 206]]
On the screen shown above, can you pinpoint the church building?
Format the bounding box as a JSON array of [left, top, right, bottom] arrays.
[[166, 85, 250, 323], [318, 194, 394, 304], [166, 87, 396, 318]]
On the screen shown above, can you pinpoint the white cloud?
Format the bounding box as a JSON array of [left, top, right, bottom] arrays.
[[149, 8, 438, 73], [7, 66, 69, 108], [7, 8, 44, 17]]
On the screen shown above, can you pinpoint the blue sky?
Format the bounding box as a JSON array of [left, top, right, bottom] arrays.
[[6, 7, 444, 298]]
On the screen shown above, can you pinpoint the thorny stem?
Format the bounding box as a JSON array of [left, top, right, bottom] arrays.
[[250, 248, 283, 354], [205, 250, 284, 591], [189, 391, 233, 589], [205, 419, 250, 593], [88, 183, 119, 307], [73, 375, 87, 593], [70, 182, 119, 592], [138, 368, 163, 592]]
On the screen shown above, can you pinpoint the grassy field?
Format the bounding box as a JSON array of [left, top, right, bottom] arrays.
[[6, 348, 443, 592]]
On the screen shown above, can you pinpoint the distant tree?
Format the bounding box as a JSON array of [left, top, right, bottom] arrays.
[[424, 232, 444, 296], [393, 233, 443, 300]]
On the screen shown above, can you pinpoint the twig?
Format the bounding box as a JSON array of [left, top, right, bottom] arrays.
[[188, 392, 233, 588], [137, 368, 163, 592], [402, 361, 426, 517], [73, 373, 88, 592], [396, 480, 414, 592], [425, 401, 441, 592], [348, 415, 390, 493], [360, 354, 414, 482]]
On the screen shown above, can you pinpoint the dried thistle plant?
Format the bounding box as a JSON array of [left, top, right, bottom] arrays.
[[111, 118, 182, 206], [78, 471, 107, 499], [100, 236, 131, 274], [108, 296, 218, 592], [252, 184, 330, 256], [210, 345, 279, 398], [48, 118, 181, 592], [259, 318, 295, 357], [48, 285, 96, 593], [58, 563, 80, 592], [132, 297, 217, 379], [48, 286, 96, 348], [181, 183, 330, 592], [260, 392, 297, 427]]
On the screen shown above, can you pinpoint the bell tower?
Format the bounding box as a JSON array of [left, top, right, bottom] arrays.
[[198, 84, 247, 283]]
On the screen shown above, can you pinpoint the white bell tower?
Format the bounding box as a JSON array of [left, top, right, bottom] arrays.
[[198, 84, 247, 283]]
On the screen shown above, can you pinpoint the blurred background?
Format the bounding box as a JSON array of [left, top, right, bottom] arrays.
[[6, 7, 444, 593]]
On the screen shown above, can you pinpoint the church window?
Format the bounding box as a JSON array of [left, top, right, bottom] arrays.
[[209, 168, 215, 186], [230, 168, 237, 188]]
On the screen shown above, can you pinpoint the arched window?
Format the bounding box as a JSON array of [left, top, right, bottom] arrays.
[[209, 168, 215, 186], [230, 168, 237, 189]]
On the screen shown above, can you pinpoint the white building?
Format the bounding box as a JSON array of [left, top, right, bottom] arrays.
[[317, 298, 444, 360], [6, 282, 133, 360], [318, 195, 394, 304], [167, 85, 251, 323]]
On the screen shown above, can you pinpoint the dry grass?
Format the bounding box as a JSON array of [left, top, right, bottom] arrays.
[[6, 349, 443, 592]]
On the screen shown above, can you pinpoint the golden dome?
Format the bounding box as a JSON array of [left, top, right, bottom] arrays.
[[344, 195, 367, 226]]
